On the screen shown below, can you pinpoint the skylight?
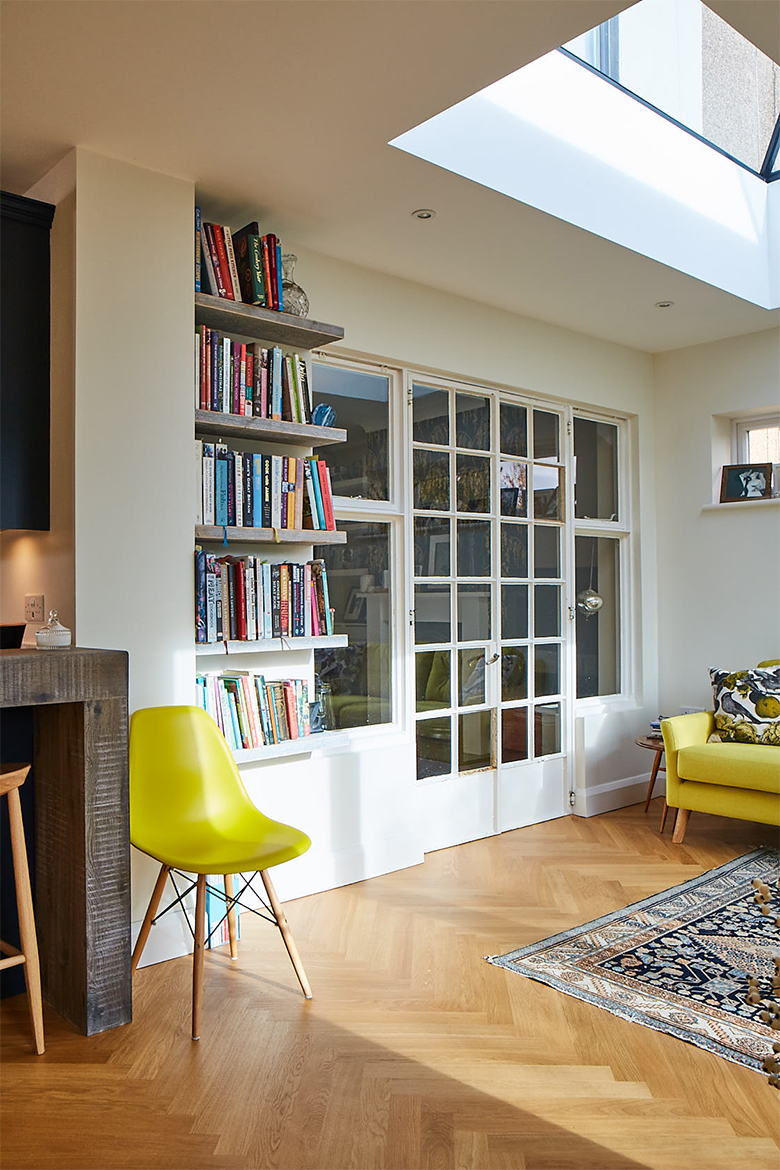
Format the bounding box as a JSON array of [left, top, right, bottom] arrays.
[[389, 0, 780, 309], [564, 0, 780, 177]]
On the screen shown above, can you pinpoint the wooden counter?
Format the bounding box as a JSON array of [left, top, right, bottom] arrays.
[[0, 647, 130, 1034]]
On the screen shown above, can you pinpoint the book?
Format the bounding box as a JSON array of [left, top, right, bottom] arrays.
[[221, 225, 242, 301], [232, 225, 266, 307], [202, 441, 215, 526], [215, 444, 228, 527], [195, 206, 202, 293], [195, 438, 203, 525], [209, 224, 235, 300], [195, 549, 206, 643], [201, 223, 223, 297]]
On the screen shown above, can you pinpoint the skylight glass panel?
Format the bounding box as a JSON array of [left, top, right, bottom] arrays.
[[564, 0, 780, 175]]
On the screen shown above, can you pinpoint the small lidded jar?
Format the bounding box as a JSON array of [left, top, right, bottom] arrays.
[[35, 609, 72, 650]]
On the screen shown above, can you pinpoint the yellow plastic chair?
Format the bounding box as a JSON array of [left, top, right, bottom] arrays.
[[130, 705, 312, 1040]]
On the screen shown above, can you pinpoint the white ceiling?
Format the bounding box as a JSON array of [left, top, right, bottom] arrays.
[[2, 0, 779, 352]]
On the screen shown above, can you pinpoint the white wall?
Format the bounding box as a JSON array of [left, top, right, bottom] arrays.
[[654, 327, 780, 714]]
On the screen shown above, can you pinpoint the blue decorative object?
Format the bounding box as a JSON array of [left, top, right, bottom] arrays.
[[312, 403, 336, 428]]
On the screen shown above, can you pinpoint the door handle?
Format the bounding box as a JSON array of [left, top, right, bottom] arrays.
[[486, 653, 499, 665]]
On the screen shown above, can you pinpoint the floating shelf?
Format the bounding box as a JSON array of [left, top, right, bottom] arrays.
[[233, 730, 350, 763], [195, 525, 346, 545], [196, 635, 348, 656], [195, 292, 344, 350], [194, 409, 347, 448]]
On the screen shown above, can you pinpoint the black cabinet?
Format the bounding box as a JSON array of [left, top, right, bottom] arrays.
[[0, 191, 55, 531]]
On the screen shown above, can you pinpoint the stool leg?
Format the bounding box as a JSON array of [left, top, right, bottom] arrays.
[[7, 787, 44, 1055], [644, 750, 663, 813], [192, 873, 207, 1040], [131, 864, 171, 974], [224, 874, 238, 960], [259, 870, 312, 999]]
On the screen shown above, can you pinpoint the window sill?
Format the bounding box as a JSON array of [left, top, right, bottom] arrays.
[[575, 695, 639, 716], [702, 498, 780, 512]]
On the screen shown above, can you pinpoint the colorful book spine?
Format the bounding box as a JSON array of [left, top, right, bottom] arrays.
[[195, 206, 202, 292], [210, 224, 235, 300]]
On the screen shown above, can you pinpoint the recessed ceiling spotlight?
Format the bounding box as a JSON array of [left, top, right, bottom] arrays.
[[655, 300, 674, 308], [412, 208, 436, 220]]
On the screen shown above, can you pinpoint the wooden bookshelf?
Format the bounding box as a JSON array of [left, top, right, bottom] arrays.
[[195, 525, 346, 545], [196, 634, 348, 657], [195, 409, 346, 448], [195, 292, 344, 350]]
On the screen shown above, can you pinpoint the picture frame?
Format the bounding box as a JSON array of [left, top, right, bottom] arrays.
[[719, 463, 773, 503]]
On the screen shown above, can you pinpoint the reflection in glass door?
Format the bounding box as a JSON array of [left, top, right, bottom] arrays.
[[411, 382, 567, 836]]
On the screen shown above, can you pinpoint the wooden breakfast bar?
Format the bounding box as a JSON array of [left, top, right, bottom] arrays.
[[0, 647, 130, 1034]]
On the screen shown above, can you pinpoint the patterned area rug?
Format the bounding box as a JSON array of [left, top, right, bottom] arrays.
[[487, 848, 779, 1072]]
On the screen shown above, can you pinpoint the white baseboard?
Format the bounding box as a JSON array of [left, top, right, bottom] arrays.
[[575, 771, 661, 818]]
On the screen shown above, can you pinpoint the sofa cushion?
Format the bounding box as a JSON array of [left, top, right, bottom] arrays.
[[677, 742, 780, 793], [709, 665, 780, 746]]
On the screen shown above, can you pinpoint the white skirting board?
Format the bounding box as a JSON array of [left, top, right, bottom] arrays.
[[573, 770, 661, 818]]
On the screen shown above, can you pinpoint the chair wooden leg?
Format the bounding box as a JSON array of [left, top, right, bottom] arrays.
[[260, 870, 312, 999], [192, 873, 207, 1040], [224, 874, 238, 960], [131, 864, 171, 974], [7, 787, 44, 1055], [644, 750, 663, 813], [660, 801, 669, 833], [672, 807, 691, 844]]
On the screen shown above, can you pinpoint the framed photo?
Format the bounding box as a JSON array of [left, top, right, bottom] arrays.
[[719, 463, 773, 502]]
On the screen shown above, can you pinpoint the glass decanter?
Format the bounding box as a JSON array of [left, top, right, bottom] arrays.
[[280, 253, 309, 318]]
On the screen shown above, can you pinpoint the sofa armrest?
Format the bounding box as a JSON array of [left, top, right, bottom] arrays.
[[661, 712, 714, 807], [661, 712, 714, 753]]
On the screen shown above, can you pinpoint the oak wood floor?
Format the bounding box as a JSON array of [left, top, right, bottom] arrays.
[[2, 803, 778, 1170]]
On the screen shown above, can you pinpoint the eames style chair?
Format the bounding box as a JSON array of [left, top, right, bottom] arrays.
[[130, 705, 312, 1039]]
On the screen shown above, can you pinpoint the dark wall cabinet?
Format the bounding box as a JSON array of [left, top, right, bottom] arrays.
[[1, 191, 55, 531]]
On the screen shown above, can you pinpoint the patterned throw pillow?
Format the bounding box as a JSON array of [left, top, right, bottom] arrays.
[[709, 666, 780, 745]]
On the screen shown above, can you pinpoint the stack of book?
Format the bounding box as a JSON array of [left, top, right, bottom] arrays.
[[648, 719, 664, 740], [196, 671, 312, 750], [195, 553, 333, 644], [196, 445, 336, 531], [196, 210, 286, 311], [195, 330, 313, 422]]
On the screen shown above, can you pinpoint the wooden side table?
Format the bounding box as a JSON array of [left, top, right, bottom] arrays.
[[634, 735, 668, 826]]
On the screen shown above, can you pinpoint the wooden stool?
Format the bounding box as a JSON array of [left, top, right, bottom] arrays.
[[1, 763, 45, 1054]]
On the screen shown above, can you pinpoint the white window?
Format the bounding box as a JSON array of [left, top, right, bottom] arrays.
[[734, 414, 780, 464]]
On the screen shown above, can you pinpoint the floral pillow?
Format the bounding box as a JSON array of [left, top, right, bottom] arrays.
[[709, 666, 780, 745]]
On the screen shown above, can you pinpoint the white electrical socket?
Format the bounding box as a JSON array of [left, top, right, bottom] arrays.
[[680, 705, 706, 715], [24, 594, 44, 622]]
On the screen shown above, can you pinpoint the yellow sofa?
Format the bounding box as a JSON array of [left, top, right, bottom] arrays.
[[661, 710, 780, 843]]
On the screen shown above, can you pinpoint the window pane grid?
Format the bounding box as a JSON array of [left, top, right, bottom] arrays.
[[414, 385, 569, 776]]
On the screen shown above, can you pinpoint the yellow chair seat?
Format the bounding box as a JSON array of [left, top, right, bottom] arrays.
[[677, 743, 780, 794], [134, 819, 310, 876]]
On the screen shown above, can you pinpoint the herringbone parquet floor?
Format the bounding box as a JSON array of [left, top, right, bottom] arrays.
[[2, 803, 778, 1170]]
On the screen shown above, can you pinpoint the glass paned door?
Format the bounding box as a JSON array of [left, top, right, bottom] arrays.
[[412, 384, 567, 837]]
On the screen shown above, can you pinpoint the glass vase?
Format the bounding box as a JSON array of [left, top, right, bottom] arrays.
[[280, 253, 309, 318]]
